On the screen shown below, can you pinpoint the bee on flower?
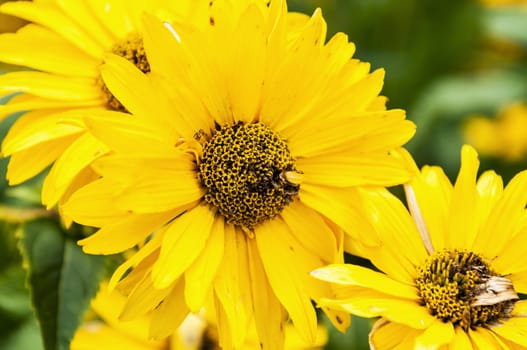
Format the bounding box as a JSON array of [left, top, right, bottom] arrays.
[[60, 0, 415, 348]]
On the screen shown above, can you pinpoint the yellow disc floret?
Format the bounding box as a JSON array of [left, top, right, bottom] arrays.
[[416, 249, 518, 330], [198, 122, 300, 230]]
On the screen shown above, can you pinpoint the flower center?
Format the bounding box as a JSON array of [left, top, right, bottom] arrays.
[[198, 122, 301, 230], [101, 33, 150, 112], [416, 249, 518, 330]]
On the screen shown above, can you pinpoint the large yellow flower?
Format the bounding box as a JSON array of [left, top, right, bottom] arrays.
[[313, 145, 527, 349], [71, 283, 327, 350], [0, 0, 204, 209], [63, 0, 415, 347]]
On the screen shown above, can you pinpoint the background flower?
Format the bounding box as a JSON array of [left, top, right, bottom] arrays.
[[0, 0, 203, 213], [464, 102, 527, 161]]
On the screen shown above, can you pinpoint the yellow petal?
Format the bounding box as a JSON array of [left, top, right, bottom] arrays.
[[369, 319, 423, 350], [0, 71, 101, 100], [490, 317, 527, 347], [474, 170, 503, 233], [474, 170, 527, 259], [109, 233, 164, 291], [83, 111, 178, 156], [0, 30, 99, 77], [184, 216, 225, 312], [213, 225, 252, 348], [280, 200, 337, 263], [143, 16, 233, 127], [71, 323, 162, 350], [91, 153, 191, 183], [113, 161, 204, 214], [280, 67, 387, 142], [311, 264, 419, 300], [284, 322, 328, 350], [86, 0, 134, 39], [101, 54, 181, 139], [41, 133, 108, 208], [491, 225, 527, 276], [357, 187, 428, 278], [227, 3, 265, 124], [256, 218, 318, 344], [247, 238, 286, 350], [469, 327, 508, 349], [410, 165, 453, 252], [2, 109, 84, 155], [288, 110, 414, 159], [6, 134, 78, 185], [447, 144, 480, 249], [116, 251, 159, 296], [450, 327, 473, 350], [512, 300, 527, 316], [149, 279, 189, 339], [299, 184, 379, 246], [56, 164, 98, 226], [0, 94, 102, 122], [260, 9, 327, 132], [510, 271, 527, 294], [89, 283, 155, 343], [358, 243, 417, 287], [414, 320, 455, 349], [52, 0, 114, 49], [150, 73, 213, 138], [120, 273, 173, 321], [61, 178, 128, 227], [213, 294, 234, 349], [152, 205, 215, 289], [0, 1, 104, 58], [297, 151, 411, 188], [79, 211, 175, 255], [318, 290, 435, 329]]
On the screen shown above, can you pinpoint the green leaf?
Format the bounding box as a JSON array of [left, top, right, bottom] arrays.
[[484, 7, 527, 46], [18, 218, 105, 350], [0, 314, 44, 350], [0, 267, 32, 320], [324, 315, 372, 350]]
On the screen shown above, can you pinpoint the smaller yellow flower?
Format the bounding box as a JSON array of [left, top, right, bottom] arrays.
[[71, 283, 328, 350], [464, 103, 527, 161], [312, 145, 527, 349]]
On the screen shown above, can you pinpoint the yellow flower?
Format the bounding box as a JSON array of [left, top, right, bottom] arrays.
[[63, 0, 415, 347], [0, 0, 203, 210], [71, 283, 327, 350], [464, 103, 527, 161], [313, 145, 527, 349]]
